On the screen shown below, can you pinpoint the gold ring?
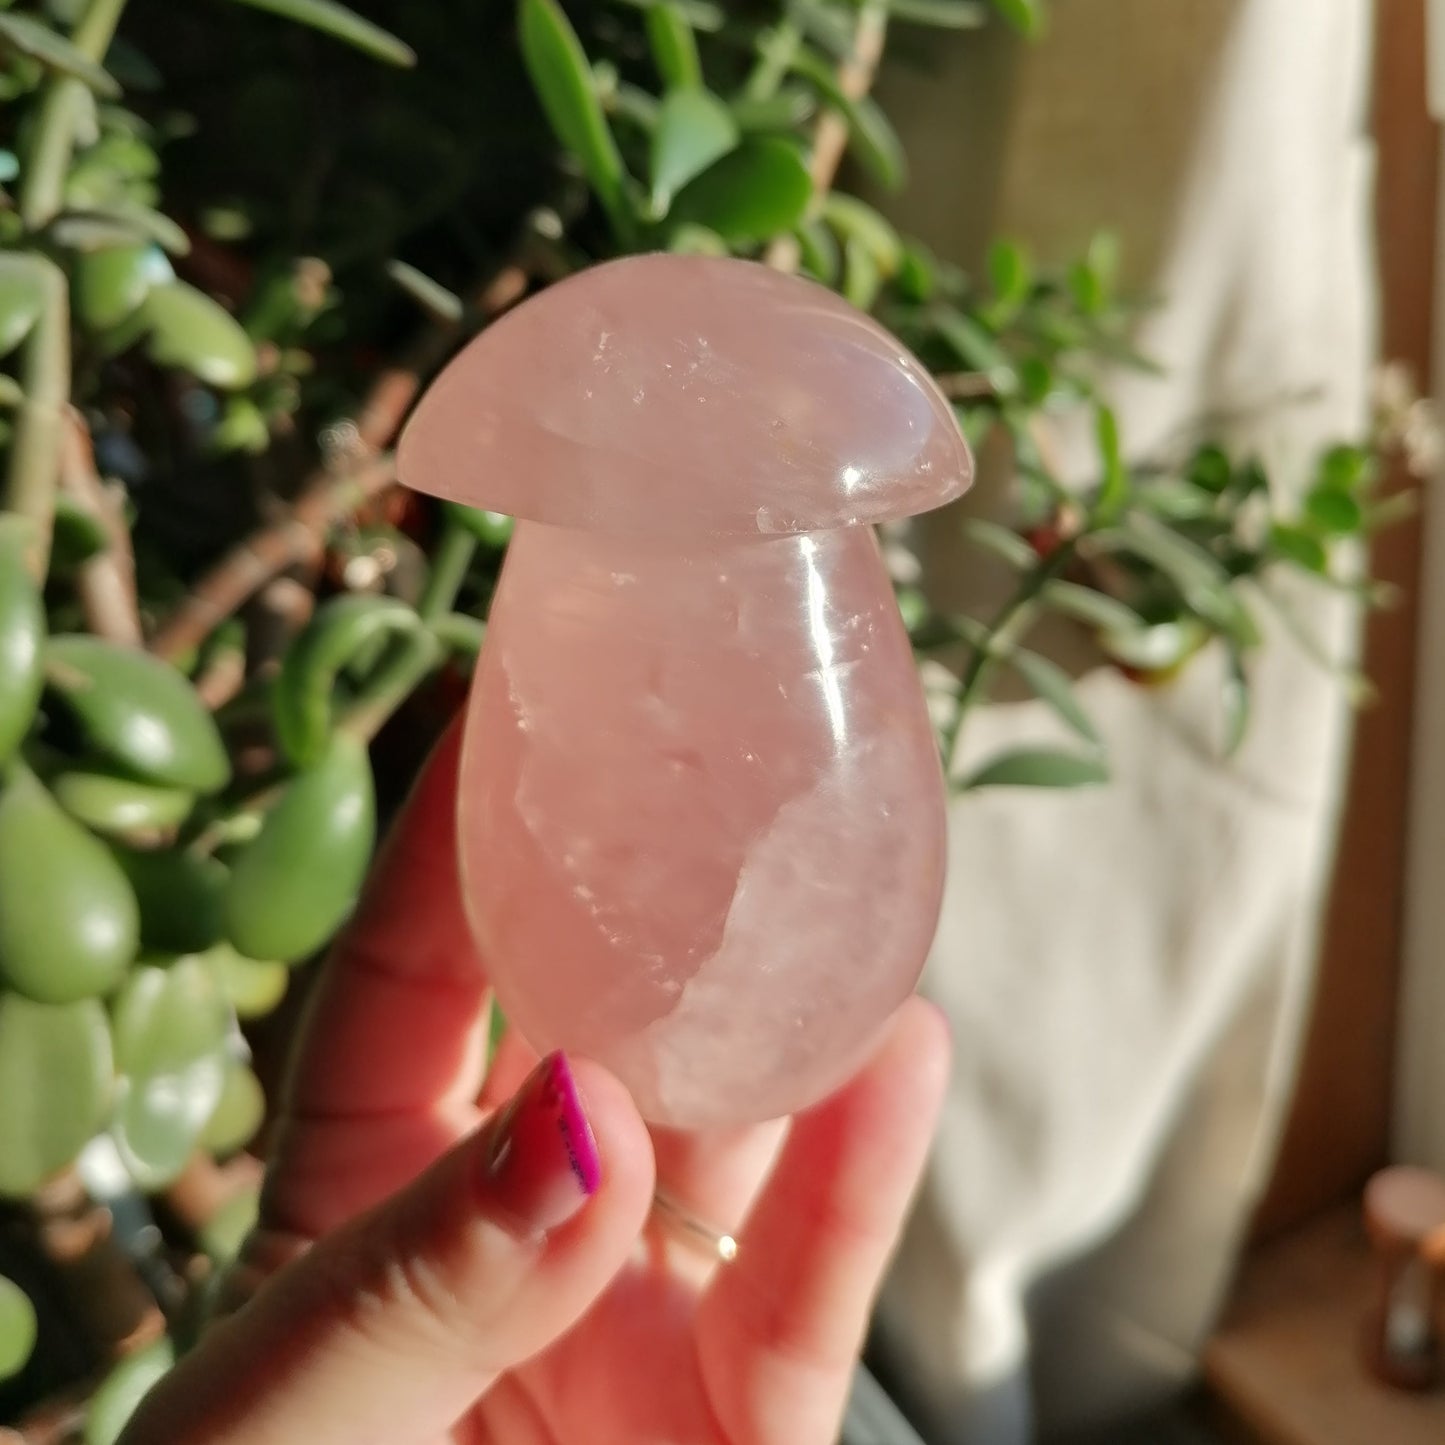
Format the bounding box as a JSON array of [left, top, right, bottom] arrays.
[[652, 1188, 739, 1263]]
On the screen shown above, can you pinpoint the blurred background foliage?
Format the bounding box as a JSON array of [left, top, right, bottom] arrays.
[[0, 0, 1424, 1436]]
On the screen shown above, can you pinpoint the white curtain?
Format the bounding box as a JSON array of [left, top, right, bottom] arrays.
[[871, 2, 1377, 1438]]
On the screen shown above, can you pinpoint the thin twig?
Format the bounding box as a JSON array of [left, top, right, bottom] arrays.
[[59, 409, 143, 645], [148, 260, 529, 663], [763, 1, 890, 275], [936, 370, 995, 400], [148, 451, 397, 662]]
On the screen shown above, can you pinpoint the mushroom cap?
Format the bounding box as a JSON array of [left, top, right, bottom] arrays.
[[397, 253, 972, 537]]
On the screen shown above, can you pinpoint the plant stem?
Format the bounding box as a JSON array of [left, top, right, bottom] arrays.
[[418, 520, 477, 624], [5, 0, 128, 580], [1, 256, 69, 579], [18, 0, 129, 231], [744, 15, 802, 99], [763, 0, 889, 273], [939, 537, 1080, 778], [58, 408, 143, 643], [340, 517, 476, 743]]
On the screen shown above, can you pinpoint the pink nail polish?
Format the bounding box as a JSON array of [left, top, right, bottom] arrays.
[[486, 1052, 601, 1233]]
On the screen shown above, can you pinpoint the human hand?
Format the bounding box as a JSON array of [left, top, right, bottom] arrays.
[[121, 720, 950, 1445]]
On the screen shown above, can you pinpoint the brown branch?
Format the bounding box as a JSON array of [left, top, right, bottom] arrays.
[[59, 409, 143, 647], [148, 259, 530, 665], [148, 451, 397, 662], [763, 2, 890, 275], [936, 370, 996, 400]]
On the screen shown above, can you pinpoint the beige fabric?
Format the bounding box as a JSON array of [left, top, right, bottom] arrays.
[[871, 2, 1377, 1438]]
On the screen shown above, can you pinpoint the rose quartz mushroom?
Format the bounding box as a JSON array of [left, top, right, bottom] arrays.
[[398, 254, 972, 1128]]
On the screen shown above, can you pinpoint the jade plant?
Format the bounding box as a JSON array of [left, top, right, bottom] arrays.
[[0, 0, 1420, 1433]]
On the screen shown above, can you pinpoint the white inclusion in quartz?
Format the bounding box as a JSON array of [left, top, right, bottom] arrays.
[[626, 729, 921, 1126]]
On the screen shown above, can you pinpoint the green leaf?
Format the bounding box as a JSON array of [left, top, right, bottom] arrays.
[[962, 517, 1037, 569], [897, 241, 936, 301], [53, 771, 193, 836], [0, 256, 45, 356], [138, 282, 257, 389], [212, 397, 270, 455], [73, 244, 170, 331], [821, 193, 902, 273], [988, 0, 1045, 34], [794, 217, 840, 283], [843, 93, 907, 191], [935, 309, 1017, 393], [50, 492, 109, 567], [1097, 617, 1207, 672], [1303, 486, 1364, 535], [111, 954, 230, 1189], [790, 47, 906, 190], [1269, 522, 1328, 574], [0, 994, 112, 1196], [52, 204, 191, 256], [650, 88, 738, 213], [987, 238, 1031, 317], [1041, 579, 1146, 634], [671, 137, 811, 244], [609, 79, 659, 131], [224, 734, 375, 963], [1222, 647, 1249, 757], [886, 0, 985, 25], [221, 0, 414, 65], [1009, 648, 1100, 744], [210, 942, 288, 1020], [666, 221, 729, 254], [730, 87, 814, 132], [198, 1181, 260, 1263], [613, 0, 726, 26], [963, 746, 1108, 790], [84, 1338, 174, 1445], [896, 587, 929, 632], [0, 769, 139, 1005], [0, 1275, 36, 1382], [201, 1060, 264, 1155], [645, 1, 701, 88], [1139, 477, 1217, 522], [520, 0, 632, 241], [1317, 442, 1372, 492], [1093, 404, 1126, 521], [0, 11, 118, 94], [113, 848, 227, 956], [842, 235, 880, 310], [1102, 515, 1260, 648], [1188, 444, 1233, 495], [46, 634, 231, 792]]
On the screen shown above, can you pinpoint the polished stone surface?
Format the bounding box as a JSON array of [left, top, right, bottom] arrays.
[[397, 253, 971, 537], [400, 255, 970, 1126]]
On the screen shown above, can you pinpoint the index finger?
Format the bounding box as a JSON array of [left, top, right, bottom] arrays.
[[264, 716, 492, 1235]]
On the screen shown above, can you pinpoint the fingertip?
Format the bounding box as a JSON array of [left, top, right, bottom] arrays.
[[894, 995, 953, 1095], [566, 1058, 657, 1218]]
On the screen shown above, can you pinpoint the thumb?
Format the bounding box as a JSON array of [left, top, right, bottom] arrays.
[[122, 1055, 655, 1445]]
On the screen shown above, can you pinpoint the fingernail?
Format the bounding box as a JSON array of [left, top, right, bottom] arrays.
[[485, 1052, 601, 1234]]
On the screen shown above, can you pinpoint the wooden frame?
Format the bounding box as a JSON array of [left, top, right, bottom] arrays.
[[1251, 0, 1434, 1238]]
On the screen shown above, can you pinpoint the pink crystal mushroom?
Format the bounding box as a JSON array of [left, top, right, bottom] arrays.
[[398, 254, 972, 1129]]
